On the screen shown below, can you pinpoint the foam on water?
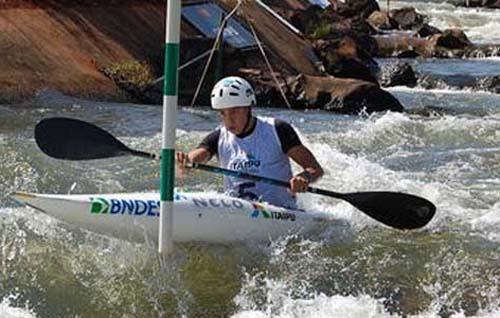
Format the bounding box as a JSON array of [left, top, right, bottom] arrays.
[[469, 202, 500, 242], [381, 0, 500, 45], [481, 56, 500, 62], [233, 293, 500, 318], [0, 210, 37, 318], [0, 295, 37, 318], [302, 111, 500, 237], [233, 293, 392, 318], [232, 233, 500, 318], [2, 93, 500, 316], [0, 206, 192, 317], [388, 85, 500, 96]]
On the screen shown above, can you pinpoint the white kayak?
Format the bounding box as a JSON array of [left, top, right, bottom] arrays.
[[11, 191, 335, 243]]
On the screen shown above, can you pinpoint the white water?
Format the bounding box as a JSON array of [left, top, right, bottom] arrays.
[[379, 0, 500, 45], [233, 294, 500, 318], [2, 85, 500, 316], [0, 296, 37, 318], [232, 232, 500, 318]]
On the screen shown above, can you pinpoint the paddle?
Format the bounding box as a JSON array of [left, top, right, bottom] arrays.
[[35, 117, 436, 230]]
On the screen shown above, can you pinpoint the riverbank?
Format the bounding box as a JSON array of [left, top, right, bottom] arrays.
[[1, 0, 499, 111], [0, 0, 165, 103]]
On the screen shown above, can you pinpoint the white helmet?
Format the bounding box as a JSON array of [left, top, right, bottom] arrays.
[[211, 76, 256, 110]]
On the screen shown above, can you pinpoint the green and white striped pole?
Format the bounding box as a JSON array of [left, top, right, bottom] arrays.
[[159, 0, 180, 255]]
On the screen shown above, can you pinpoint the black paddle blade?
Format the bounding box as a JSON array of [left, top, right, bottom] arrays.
[[35, 117, 131, 160], [342, 192, 436, 230]]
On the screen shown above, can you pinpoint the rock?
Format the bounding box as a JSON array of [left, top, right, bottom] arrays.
[[475, 76, 500, 94], [334, 20, 378, 48], [389, 7, 424, 30], [415, 23, 442, 38], [289, 4, 378, 38], [300, 11, 377, 39], [374, 34, 434, 58], [333, 58, 379, 83], [430, 29, 472, 50], [374, 29, 472, 58], [312, 37, 379, 83], [367, 10, 397, 30], [416, 74, 476, 90], [288, 74, 404, 113], [241, 70, 293, 108], [396, 50, 421, 58], [379, 62, 417, 87], [290, 5, 332, 34], [335, 0, 380, 19], [350, 16, 378, 35], [290, 5, 348, 35]]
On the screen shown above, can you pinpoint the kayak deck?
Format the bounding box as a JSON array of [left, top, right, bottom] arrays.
[[11, 191, 334, 243]]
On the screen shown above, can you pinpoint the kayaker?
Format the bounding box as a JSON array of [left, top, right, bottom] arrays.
[[176, 76, 324, 208]]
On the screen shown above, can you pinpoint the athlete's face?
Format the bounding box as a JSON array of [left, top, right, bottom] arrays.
[[219, 107, 251, 135]]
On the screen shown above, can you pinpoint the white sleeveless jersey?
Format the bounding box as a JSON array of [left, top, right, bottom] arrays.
[[218, 116, 296, 208]]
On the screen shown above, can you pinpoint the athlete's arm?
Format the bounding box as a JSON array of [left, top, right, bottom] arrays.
[[176, 129, 220, 174], [274, 119, 323, 192], [287, 145, 324, 193], [176, 148, 212, 165]]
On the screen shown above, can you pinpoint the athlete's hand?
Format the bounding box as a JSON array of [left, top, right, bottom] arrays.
[[176, 152, 191, 176], [289, 175, 310, 193]]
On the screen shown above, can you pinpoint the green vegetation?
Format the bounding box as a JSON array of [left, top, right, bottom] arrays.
[[103, 60, 155, 89], [101, 60, 159, 103], [309, 22, 334, 39]]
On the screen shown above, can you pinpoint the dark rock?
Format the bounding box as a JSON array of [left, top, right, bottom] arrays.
[[290, 6, 323, 34], [416, 23, 442, 38], [290, 5, 336, 35], [335, 0, 380, 19], [312, 37, 379, 83], [397, 50, 421, 58], [288, 74, 404, 113], [237, 69, 291, 108], [417, 74, 476, 90], [430, 29, 472, 50], [379, 62, 417, 87], [475, 76, 500, 94], [389, 7, 425, 30], [367, 10, 397, 30], [339, 58, 379, 83], [351, 17, 378, 35]]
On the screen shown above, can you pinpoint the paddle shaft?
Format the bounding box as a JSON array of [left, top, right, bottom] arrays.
[[130, 149, 158, 160], [190, 162, 343, 199]]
